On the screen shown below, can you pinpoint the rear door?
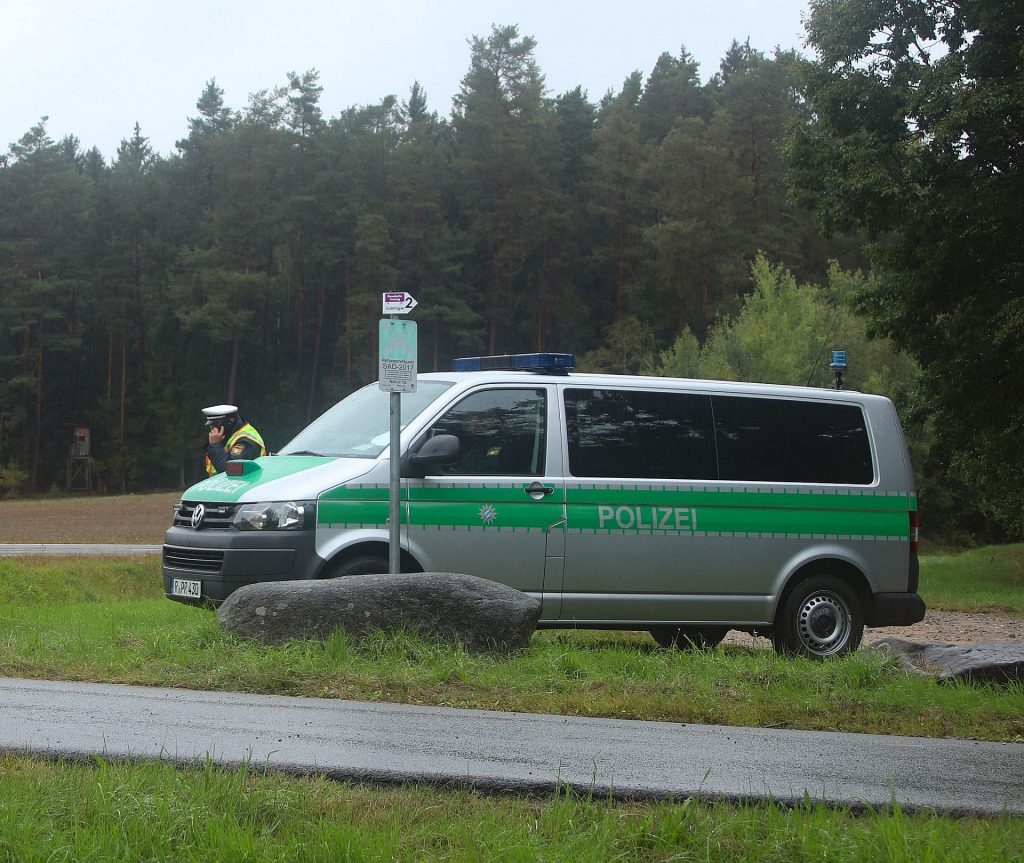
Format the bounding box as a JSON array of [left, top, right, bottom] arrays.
[[560, 386, 721, 622]]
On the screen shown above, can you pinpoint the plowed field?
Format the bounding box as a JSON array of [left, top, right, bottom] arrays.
[[0, 493, 179, 544]]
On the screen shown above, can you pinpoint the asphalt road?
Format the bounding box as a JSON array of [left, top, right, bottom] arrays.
[[0, 544, 161, 556], [1, 676, 1021, 816]]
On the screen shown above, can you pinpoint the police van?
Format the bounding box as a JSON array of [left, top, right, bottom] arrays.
[[163, 353, 925, 658]]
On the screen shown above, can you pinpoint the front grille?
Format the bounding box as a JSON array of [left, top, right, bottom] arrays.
[[163, 546, 225, 573], [173, 501, 239, 530]]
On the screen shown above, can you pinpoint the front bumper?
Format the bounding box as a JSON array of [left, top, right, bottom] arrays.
[[162, 525, 322, 605], [866, 592, 927, 627]]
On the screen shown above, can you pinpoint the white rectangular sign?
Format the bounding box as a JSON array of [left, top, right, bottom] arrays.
[[382, 291, 419, 315], [379, 319, 418, 392]]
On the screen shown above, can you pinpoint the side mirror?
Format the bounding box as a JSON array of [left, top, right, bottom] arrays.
[[403, 434, 461, 477]]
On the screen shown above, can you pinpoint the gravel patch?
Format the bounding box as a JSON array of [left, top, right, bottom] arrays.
[[725, 609, 1023, 650]]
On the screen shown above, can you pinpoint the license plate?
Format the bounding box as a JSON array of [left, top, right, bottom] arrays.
[[171, 578, 202, 599]]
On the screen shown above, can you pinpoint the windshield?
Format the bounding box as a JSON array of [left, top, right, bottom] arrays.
[[278, 381, 453, 458]]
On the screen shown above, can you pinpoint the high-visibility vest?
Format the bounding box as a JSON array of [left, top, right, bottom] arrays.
[[205, 422, 267, 475]]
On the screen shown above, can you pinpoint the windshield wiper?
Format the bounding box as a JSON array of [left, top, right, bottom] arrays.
[[283, 450, 326, 457]]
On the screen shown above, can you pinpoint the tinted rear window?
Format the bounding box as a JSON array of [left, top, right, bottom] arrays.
[[712, 395, 873, 484], [565, 388, 873, 484]]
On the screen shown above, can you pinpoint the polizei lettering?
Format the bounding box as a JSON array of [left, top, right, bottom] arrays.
[[597, 505, 697, 532]]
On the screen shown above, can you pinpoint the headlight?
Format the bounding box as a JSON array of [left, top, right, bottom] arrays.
[[233, 501, 314, 531]]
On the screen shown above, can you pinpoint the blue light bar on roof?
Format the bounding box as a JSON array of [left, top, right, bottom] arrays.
[[452, 352, 576, 374]]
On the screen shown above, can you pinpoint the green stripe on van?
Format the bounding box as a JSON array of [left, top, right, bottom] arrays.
[[318, 500, 388, 526], [317, 483, 912, 538], [566, 486, 911, 511], [567, 485, 910, 538]]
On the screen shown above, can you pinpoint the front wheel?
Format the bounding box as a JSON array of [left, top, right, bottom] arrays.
[[649, 626, 728, 650], [771, 575, 863, 659], [322, 553, 389, 579]]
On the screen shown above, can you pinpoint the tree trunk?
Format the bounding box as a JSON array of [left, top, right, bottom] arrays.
[[536, 251, 548, 352], [700, 252, 712, 319], [30, 316, 43, 493], [345, 263, 353, 390], [119, 334, 127, 493], [306, 281, 326, 422], [227, 330, 239, 404], [488, 260, 500, 354], [296, 230, 306, 373]]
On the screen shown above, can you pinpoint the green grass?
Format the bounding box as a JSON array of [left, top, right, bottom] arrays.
[[918, 544, 1024, 614], [0, 555, 1021, 742], [0, 755, 1020, 863], [0, 556, 158, 605], [1, 555, 1021, 858]]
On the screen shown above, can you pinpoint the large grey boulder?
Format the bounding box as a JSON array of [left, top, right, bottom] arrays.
[[217, 572, 542, 653], [870, 638, 1024, 685]]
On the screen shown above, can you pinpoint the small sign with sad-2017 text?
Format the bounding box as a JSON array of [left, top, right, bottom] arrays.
[[379, 319, 418, 392]]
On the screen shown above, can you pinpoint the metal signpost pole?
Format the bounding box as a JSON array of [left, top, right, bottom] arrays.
[[388, 326, 401, 576]]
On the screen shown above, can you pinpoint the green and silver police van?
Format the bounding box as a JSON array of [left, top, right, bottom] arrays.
[[163, 352, 925, 658]]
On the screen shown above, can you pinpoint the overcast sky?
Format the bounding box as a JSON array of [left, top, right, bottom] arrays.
[[3, 0, 812, 161]]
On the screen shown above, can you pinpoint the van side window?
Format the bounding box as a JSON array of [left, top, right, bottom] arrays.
[[565, 389, 716, 479], [566, 388, 874, 484], [712, 396, 873, 484], [429, 389, 547, 476]]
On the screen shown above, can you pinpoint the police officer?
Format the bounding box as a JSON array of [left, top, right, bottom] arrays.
[[202, 404, 267, 475]]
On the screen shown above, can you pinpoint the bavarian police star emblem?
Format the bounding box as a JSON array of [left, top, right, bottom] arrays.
[[479, 504, 497, 525]]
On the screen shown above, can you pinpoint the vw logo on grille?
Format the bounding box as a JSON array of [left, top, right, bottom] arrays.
[[190, 504, 205, 529]]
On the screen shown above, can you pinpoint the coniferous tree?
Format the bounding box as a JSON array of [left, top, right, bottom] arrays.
[[389, 84, 478, 370], [453, 25, 561, 353], [637, 48, 710, 143], [645, 115, 747, 335], [0, 121, 90, 490], [0, 26, 882, 497], [585, 73, 652, 340]]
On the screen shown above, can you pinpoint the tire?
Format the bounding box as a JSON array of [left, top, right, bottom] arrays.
[[771, 575, 864, 659], [322, 553, 390, 578], [649, 626, 728, 650]]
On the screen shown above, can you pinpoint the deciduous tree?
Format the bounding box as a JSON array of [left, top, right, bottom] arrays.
[[787, 0, 1024, 533]]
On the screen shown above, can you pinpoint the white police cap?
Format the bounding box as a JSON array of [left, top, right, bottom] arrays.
[[202, 404, 239, 423]]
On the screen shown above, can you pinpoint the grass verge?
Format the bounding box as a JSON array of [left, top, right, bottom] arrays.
[[0, 556, 1021, 742], [0, 755, 1020, 863], [919, 544, 1024, 614]]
